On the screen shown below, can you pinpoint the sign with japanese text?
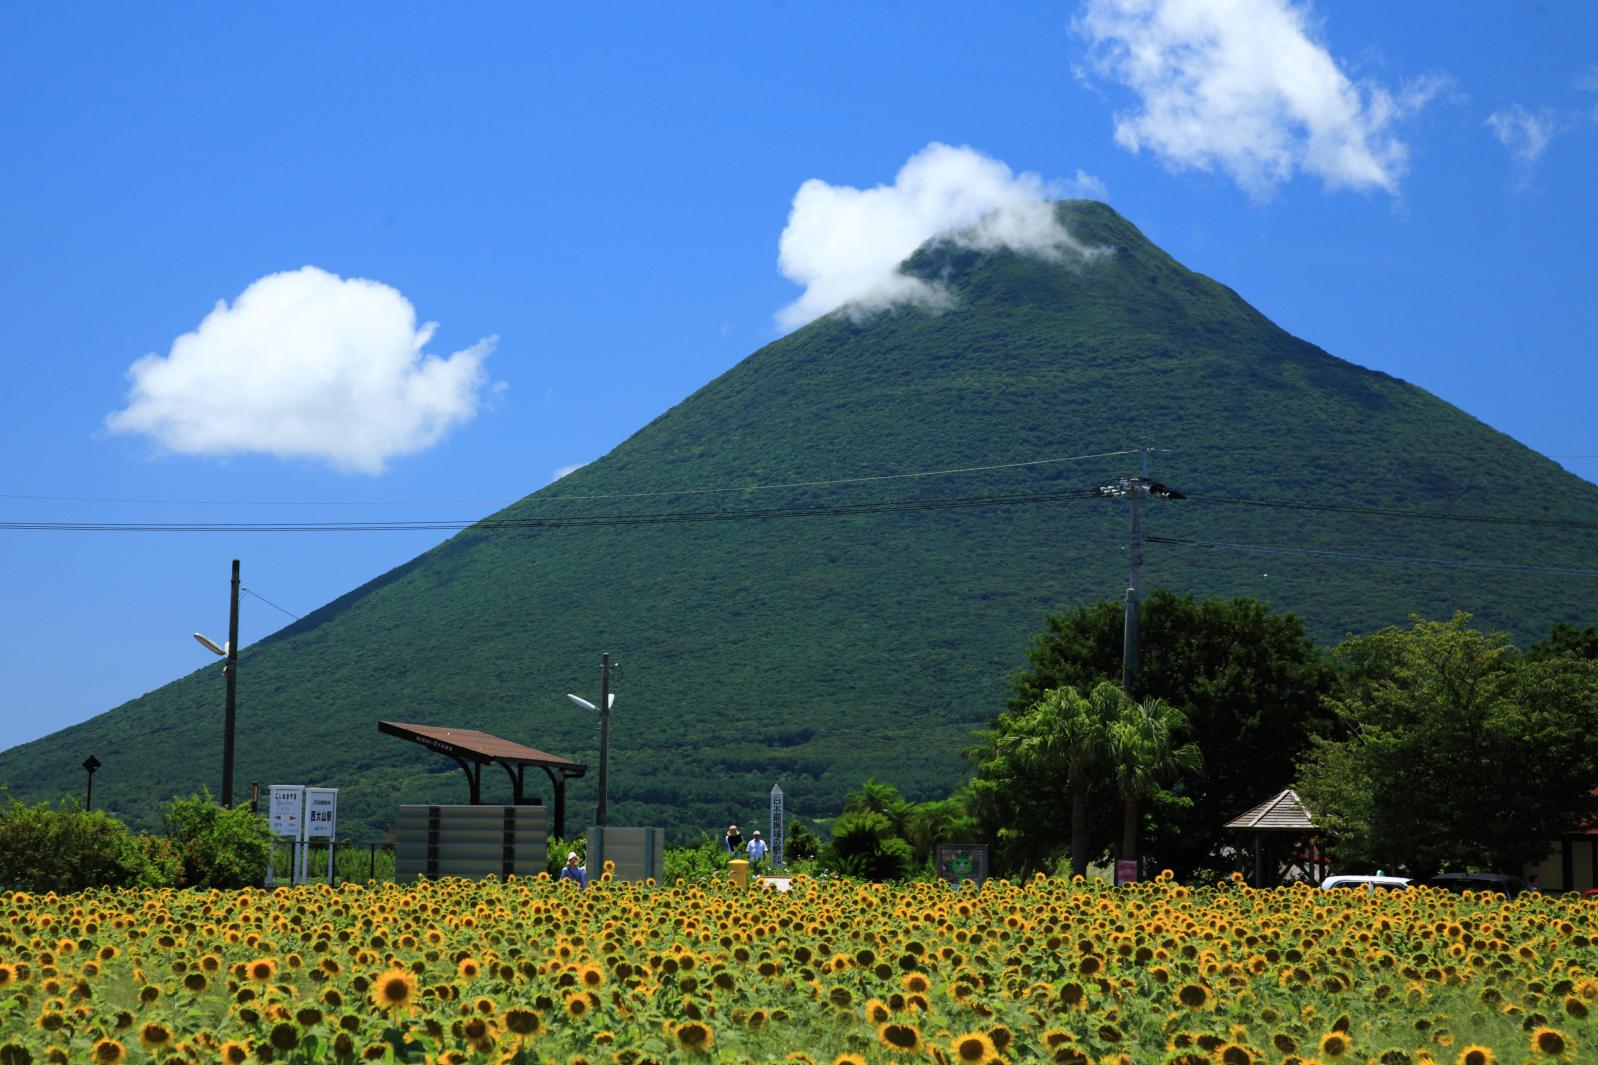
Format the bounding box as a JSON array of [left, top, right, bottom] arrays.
[[769, 783, 784, 869], [269, 785, 305, 840], [304, 787, 338, 840]]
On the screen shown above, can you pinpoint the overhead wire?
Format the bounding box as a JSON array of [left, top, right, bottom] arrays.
[[1146, 536, 1598, 580], [0, 448, 1139, 508], [0, 488, 1107, 533], [241, 587, 301, 621]]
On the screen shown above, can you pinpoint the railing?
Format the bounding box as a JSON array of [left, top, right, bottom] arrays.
[[266, 841, 395, 885]]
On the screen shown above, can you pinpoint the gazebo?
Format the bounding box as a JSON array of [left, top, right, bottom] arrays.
[[1225, 788, 1325, 887], [378, 721, 587, 838]]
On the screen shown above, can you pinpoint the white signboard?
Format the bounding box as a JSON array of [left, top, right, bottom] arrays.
[[305, 788, 338, 840], [770, 783, 784, 869], [269, 785, 305, 840]]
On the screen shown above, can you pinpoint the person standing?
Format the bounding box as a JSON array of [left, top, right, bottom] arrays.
[[724, 824, 744, 854], [560, 851, 587, 889], [746, 830, 768, 867]]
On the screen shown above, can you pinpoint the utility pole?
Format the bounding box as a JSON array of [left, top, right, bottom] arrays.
[[1092, 449, 1182, 695], [223, 559, 240, 808], [596, 652, 611, 828]]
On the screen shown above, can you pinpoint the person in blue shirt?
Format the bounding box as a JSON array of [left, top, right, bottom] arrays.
[[745, 831, 769, 867], [559, 851, 587, 889]]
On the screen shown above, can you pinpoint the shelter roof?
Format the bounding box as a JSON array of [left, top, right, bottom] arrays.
[[378, 720, 586, 773], [1225, 788, 1318, 832]]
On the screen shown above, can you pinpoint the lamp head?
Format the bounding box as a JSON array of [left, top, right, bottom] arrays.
[[566, 693, 597, 712], [193, 633, 227, 657]]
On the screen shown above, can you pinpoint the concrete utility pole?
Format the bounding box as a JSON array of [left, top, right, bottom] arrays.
[[1092, 450, 1183, 695], [597, 652, 611, 828]]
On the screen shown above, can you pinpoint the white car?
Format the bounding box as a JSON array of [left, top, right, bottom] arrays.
[[1321, 874, 1411, 892]]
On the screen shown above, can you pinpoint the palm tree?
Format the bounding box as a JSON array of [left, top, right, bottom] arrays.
[[1005, 683, 1118, 878], [1108, 694, 1203, 867]]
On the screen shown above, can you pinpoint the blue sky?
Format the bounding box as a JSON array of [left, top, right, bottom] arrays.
[[2, 1, 1595, 748]]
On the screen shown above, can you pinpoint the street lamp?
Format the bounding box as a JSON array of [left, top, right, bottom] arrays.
[[194, 559, 241, 807], [567, 652, 615, 827]]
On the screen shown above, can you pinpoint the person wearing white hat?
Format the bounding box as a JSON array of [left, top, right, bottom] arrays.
[[559, 850, 587, 889], [746, 830, 768, 865]]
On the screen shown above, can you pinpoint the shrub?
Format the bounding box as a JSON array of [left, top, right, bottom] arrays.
[[825, 810, 915, 881], [664, 835, 731, 883], [0, 798, 158, 892], [162, 793, 274, 889]]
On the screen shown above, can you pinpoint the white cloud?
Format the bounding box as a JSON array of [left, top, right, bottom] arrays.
[[551, 462, 589, 482], [1576, 66, 1598, 93], [775, 143, 1100, 329], [1486, 104, 1557, 176], [106, 267, 497, 474], [1075, 0, 1440, 197]]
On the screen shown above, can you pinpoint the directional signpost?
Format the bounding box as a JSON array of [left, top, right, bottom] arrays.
[[305, 787, 338, 884], [268, 785, 304, 886], [769, 783, 785, 870]]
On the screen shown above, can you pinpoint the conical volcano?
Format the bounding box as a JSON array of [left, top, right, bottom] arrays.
[[5, 201, 1594, 839]]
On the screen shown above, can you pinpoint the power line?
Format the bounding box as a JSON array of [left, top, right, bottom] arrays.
[[0, 448, 1139, 508], [1190, 493, 1598, 532], [0, 488, 1106, 533], [1147, 535, 1598, 580], [241, 587, 301, 621]]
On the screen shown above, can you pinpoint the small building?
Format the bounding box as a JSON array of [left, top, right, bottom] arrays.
[[1225, 788, 1326, 887]]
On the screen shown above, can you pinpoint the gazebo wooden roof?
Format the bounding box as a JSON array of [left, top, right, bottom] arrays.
[[379, 721, 587, 837], [1225, 788, 1318, 832], [1226, 788, 1324, 887]]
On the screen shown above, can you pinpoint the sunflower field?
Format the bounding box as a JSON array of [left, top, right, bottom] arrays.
[[0, 870, 1593, 1064]]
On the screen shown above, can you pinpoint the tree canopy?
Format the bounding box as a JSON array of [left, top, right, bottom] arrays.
[[1297, 613, 1598, 877], [1004, 591, 1336, 876]]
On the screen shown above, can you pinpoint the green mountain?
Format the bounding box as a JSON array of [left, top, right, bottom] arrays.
[[4, 201, 1595, 842]]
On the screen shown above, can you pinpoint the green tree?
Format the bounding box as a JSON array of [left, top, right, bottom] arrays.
[[963, 683, 1114, 876], [162, 793, 275, 889], [1108, 696, 1202, 864], [1528, 621, 1598, 662], [825, 810, 915, 881], [1009, 591, 1336, 875], [1297, 614, 1598, 876], [0, 798, 159, 892]]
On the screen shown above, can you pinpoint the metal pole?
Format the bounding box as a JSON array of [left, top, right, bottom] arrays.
[[596, 652, 610, 827], [85, 769, 93, 811], [222, 559, 240, 808]]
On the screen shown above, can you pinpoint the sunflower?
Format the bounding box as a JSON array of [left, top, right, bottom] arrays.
[[1175, 983, 1211, 1010], [218, 1039, 251, 1064], [246, 957, 278, 983], [1457, 1048, 1495, 1065], [564, 992, 591, 1019], [1319, 1031, 1352, 1059], [675, 1022, 714, 1053], [89, 1038, 126, 1064], [137, 1022, 174, 1052], [950, 1030, 1000, 1064], [503, 1007, 541, 1036], [370, 966, 419, 1016], [865, 998, 893, 1024], [457, 957, 480, 980], [1529, 1027, 1574, 1059], [268, 1023, 299, 1052], [878, 1021, 921, 1053]]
